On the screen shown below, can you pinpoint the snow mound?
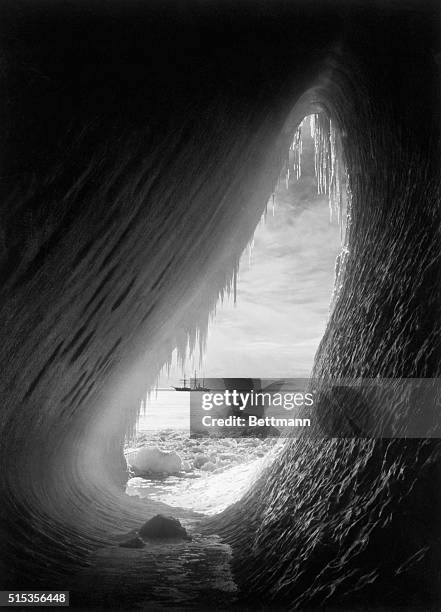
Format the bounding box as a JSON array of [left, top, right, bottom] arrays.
[[127, 446, 182, 475]]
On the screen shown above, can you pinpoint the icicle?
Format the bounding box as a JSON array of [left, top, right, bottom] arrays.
[[198, 319, 208, 358], [126, 112, 355, 449], [248, 238, 255, 265], [310, 112, 348, 242], [260, 198, 269, 225], [310, 114, 315, 139], [290, 125, 303, 180]]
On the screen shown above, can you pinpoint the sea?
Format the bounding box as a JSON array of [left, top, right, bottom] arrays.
[[137, 389, 190, 431]]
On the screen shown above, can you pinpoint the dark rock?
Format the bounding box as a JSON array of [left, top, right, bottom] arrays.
[[119, 536, 145, 549], [139, 514, 191, 540]]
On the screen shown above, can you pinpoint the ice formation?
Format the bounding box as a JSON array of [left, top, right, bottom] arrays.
[[278, 113, 350, 244], [161, 112, 352, 394], [126, 446, 182, 475]]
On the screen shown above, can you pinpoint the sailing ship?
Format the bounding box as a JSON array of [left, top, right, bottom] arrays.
[[172, 371, 210, 392]]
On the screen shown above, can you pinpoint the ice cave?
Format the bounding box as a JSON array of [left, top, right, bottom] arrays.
[[0, 1, 440, 610]]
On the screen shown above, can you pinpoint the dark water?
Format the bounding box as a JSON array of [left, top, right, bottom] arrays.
[[73, 529, 237, 610]]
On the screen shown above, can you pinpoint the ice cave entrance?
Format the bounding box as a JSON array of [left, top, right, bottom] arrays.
[[124, 114, 347, 515]]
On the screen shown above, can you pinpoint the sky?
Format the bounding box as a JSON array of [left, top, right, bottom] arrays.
[[159, 119, 342, 385]]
